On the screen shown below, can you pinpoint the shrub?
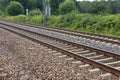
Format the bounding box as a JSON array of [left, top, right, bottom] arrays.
[[29, 9, 42, 16], [6, 1, 24, 16], [59, 0, 78, 14], [0, 10, 4, 16], [14, 15, 26, 22], [29, 15, 43, 24]]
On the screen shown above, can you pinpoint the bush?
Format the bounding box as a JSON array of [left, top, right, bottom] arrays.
[[14, 15, 26, 22], [29, 15, 43, 24], [59, 0, 78, 15], [0, 10, 4, 16], [6, 1, 24, 16], [2, 12, 120, 36], [29, 9, 42, 16]]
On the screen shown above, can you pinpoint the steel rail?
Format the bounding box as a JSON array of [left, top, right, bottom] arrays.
[[1, 19, 120, 45], [0, 23, 120, 76]]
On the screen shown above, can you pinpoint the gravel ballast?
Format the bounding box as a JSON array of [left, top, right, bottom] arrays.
[[0, 28, 119, 80], [0, 21, 120, 54]]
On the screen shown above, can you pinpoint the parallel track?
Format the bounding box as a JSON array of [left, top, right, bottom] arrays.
[[1, 19, 120, 46], [0, 21, 120, 77]]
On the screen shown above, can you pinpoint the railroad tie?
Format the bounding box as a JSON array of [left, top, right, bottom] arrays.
[[0, 73, 7, 79], [87, 55, 104, 59], [105, 60, 120, 65], [96, 41, 100, 43], [104, 37, 109, 40], [83, 52, 96, 56], [70, 48, 83, 52], [101, 41, 105, 44], [89, 68, 100, 73], [91, 35, 96, 37], [43, 47, 48, 49], [106, 43, 111, 46], [74, 50, 89, 54], [0, 68, 7, 80], [48, 50, 57, 53], [61, 46, 72, 48], [115, 66, 120, 69], [112, 44, 118, 47], [0, 68, 4, 72], [112, 39, 119, 42], [46, 49, 52, 51], [78, 64, 90, 68], [95, 57, 113, 62], [58, 55, 67, 58], [99, 73, 112, 78], [72, 61, 82, 64], [108, 38, 113, 41], [28, 47, 34, 50], [65, 47, 77, 50], [65, 58, 74, 61], [54, 53, 62, 55]]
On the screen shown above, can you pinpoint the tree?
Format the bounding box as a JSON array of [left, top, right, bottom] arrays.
[[79, 1, 91, 13], [36, 0, 43, 11], [88, 0, 107, 14], [28, 0, 37, 9], [49, 0, 65, 15], [6, 1, 24, 16], [14, 0, 43, 11], [73, 0, 81, 13], [59, 0, 77, 15], [0, 0, 12, 11], [107, 0, 120, 14], [17, 0, 29, 9]]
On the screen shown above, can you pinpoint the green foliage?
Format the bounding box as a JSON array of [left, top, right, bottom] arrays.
[[0, 0, 12, 11], [88, 1, 107, 14], [29, 9, 42, 16], [1, 10, 120, 36], [47, 15, 62, 27], [47, 13, 120, 36], [28, 0, 37, 9], [59, 0, 78, 15], [29, 15, 43, 24], [13, 15, 26, 22], [14, 0, 43, 10], [0, 10, 4, 16], [78, 0, 120, 14], [6, 1, 24, 16], [4, 15, 26, 22], [49, 0, 65, 15]]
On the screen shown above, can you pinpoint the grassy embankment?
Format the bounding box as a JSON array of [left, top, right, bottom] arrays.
[[0, 12, 120, 36]]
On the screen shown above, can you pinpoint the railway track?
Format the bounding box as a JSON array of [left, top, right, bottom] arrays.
[[22, 22, 120, 45], [0, 21, 120, 78], [1, 19, 120, 54]]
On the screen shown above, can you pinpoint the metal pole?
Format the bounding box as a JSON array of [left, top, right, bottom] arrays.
[[43, 0, 47, 26], [26, 9, 29, 23], [42, 0, 51, 26]]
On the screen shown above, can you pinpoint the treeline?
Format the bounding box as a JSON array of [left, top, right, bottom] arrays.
[[0, 0, 43, 11], [78, 0, 120, 14], [0, 0, 67, 16], [1, 0, 120, 15]]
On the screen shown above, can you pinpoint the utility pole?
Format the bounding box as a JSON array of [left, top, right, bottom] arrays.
[[26, 9, 29, 23], [43, 0, 51, 26]]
